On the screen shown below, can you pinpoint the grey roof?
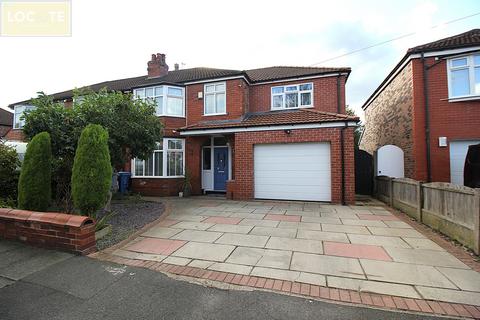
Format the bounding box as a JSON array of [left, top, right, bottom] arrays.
[[408, 28, 480, 54], [0, 108, 13, 126]]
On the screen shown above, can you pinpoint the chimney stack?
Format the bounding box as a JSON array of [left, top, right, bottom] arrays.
[[174, 63, 179, 71], [147, 53, 169, 78]]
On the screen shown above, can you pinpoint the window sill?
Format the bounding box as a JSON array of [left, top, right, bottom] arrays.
[[448, 95, 480, 102], [156, 115, 185, 118], [203, 113, 228, 117], [131, 176, 185, 179], [270, 106, 314, 111]]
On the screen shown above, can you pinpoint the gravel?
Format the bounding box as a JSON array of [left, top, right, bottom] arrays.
[[96, 199, 165, 250]]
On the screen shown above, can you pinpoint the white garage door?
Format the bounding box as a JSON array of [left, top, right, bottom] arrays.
[[450, 140, 480, 185], [254, 143, 331, 201]]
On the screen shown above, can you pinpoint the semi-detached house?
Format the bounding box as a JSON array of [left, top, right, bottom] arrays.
[[5, 53, 358, 204]]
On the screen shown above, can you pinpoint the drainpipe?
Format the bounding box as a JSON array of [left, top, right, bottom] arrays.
[[337, 75, 346, 205], [421, 52, 432, 182]]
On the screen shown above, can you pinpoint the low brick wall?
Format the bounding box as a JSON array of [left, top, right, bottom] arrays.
[[0, 208, 96, 255]]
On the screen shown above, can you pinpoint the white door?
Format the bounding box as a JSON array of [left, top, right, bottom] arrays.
[[450, 140, 480, 185], [254, 143, 331, 201], [377, 145, 404, 178]]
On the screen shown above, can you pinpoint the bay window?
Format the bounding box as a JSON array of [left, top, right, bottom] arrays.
[[448, 54, 480, 99], [13, 105, 36, 129], [133, 86, 184, 117], [271, 83, 313, 110], [132, 138, 185, 178], [204, 82, 226, 115]]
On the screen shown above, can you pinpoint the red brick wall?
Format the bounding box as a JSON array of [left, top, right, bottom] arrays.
[[411, 57, 480, 182], [131, 178, 183, 196], [4, 129, 25, 141], [160, 116, 186, 136], [228, 127, 355, 204], [186, 79, 249, 125], [248, 76, 347, 114]]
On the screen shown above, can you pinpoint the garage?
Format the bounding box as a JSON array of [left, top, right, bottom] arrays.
[[254, 143, 331, 201], [450, 140, 480, 185]]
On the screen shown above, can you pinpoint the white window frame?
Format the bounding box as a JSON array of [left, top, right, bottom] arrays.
[[447, 53, 480, 100], [133, 85, 185, 117], [204, 82, 227, 116], [270, 82, 314, 110], [131, 138, 185, 178], [13, 105, 36, 129]]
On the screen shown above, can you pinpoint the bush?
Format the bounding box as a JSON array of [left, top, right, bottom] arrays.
[[71, 124, 112, 217], [17, 132, 52, 211], [0, 141, 20, 203]]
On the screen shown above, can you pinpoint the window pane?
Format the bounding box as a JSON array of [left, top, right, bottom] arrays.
[[155, 97, 163, 115], [475, 67, 480, 94], [135, 89, 145, 99], [285, 93, 298, 108], [167, 152, 183, 176], [300, 92, 311, 106], [154, 152, 163, 176], [451, 69, 470, 96], [272, 87, 284, 94], [134, 159, 144, 176], [168, 139, 182, 150], [156, 140, 163, 150], [203, 148, 211, 170], [452, 58, 468, 68], [215, 84, 225, 92], [155, 86, 163, 96], [215, 93, 226, 113], [286, 86, 298, 91], [474, 55, 480, 66], [205, 84, 215, 93], [205, 94, 215, 114], [299, 83, 312, 91], [167, 97, 183, 116], [146, 88, 154, 97], [145, 154, 154, 176], [272, 95, 283, 108], [168, 87, 182, 96], [176, 152, 184, 176]]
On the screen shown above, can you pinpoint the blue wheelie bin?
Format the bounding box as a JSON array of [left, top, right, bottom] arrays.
[[118, 172, 131, 194]]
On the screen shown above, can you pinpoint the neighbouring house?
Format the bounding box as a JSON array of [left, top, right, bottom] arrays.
[[5, 54, 358, 203], [0, 108, 13, 138], [360, 29, 480, 186]]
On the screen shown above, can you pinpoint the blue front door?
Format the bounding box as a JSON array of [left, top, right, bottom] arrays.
[[214, 147, 228, 191]]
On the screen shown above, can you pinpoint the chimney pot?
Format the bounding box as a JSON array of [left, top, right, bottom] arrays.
[[147, 53, 169, 78], [174, 63, 179, 71]]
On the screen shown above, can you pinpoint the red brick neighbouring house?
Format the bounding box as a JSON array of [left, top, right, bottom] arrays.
[[0, 108, 13, 138], [5, 54, 358, 203], [360, 29, 480, 185]]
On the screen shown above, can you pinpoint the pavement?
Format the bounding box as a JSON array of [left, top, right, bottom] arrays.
[[0, 240, 448, 320], [109, 196, 480, 308]]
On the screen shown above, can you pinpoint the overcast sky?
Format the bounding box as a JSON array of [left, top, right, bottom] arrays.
[[0, 0, 479, 118]]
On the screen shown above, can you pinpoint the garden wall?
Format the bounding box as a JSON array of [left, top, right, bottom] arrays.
[[0, 208, 96, 255], [376, 176, 480, 254]]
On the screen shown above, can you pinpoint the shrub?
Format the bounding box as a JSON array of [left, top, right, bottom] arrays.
[[71, 124, 112, 217], [0, 141, 20, 203], [17, 132, 52, 211]]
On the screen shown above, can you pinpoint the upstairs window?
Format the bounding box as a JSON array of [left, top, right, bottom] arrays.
[[204, 82, 226, 115], [271, 83, 313, 110], [13, 105, 36, 129], [448, 54, 480, 99], [133, 86, 185, 117], [132, 138, 184, 178]]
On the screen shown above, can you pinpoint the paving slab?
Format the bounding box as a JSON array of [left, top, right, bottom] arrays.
[[296, 229, 349, 243], [327, 276, 421, 299], [437, 267, 480, 292], [171, 229, 223, 243], [348, 234, 411, 248], [215, 233, 269, 248], [416, 286, 480, 306], [285, 210, 321, 217], [340, 219, 387, 227], [250, 267, 300, 282], [360, 259, 457, 289], [297, 272, 327, 286], [291, 252, 365, 279], [322, 224, 371, 235], [324, 242, 392, 261], [208, 262, 252, 275], [171, 242, 235, 262], [126, 238, 187, 255], [300, 216, 342, 224], [383, 221, 413, 228], [162, 256, 191, 266], [401, 237, 444, 251], [368, 227, 424, 238], [141, 227, 182, 238], [384, 247, 468, 268], [264, 214, 301, 222], [226, 247, 292, 269], [277, 221, 322, 230], [208, 224, 254, 234], [113, 249, 140, 259], [169, 221, 215, 231], [204, 216, 242, 225], [238, 219, 279, 227], [169, 214, 207, 222], [228, 212, 265, 219], [266, 237, 323, 254], [357, 214, 400, 221], [250, 226, 297, 238], [188, 260, 215, 269], [135, 253, 167, 262], [321, 212, 359, 219]]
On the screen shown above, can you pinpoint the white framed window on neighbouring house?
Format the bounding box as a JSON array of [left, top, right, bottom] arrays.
[[132, 138, 185, 178], [447, 54, 480, 99], [204, 82, 226, 115], [271, 82, 313, 110], [13, 105, 36, 129], [133, 86, 185, 117]]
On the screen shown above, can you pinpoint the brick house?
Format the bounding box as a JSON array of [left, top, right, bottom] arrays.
[[360, 29, 480, 185], [0, 108, 13, 138], [5, 54, 358, 203]]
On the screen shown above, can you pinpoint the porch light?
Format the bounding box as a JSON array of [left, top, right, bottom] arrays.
[[284, 129, 291, 134]]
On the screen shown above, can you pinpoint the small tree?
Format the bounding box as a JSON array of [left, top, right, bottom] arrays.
[[71, 124, 112, 217], [17, 132, 52, 211], [0, 141, 20, 203]]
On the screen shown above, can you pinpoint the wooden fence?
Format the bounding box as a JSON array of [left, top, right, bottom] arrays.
[[376, 176, 480, 254]]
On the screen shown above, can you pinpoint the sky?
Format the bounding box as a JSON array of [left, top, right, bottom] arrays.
[[0, 0, 479, 119]]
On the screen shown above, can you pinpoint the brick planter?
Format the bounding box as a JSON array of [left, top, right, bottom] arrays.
[[0, 208, 96, 255]]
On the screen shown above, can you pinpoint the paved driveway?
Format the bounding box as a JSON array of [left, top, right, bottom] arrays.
[[108, 197, 480, 309]]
